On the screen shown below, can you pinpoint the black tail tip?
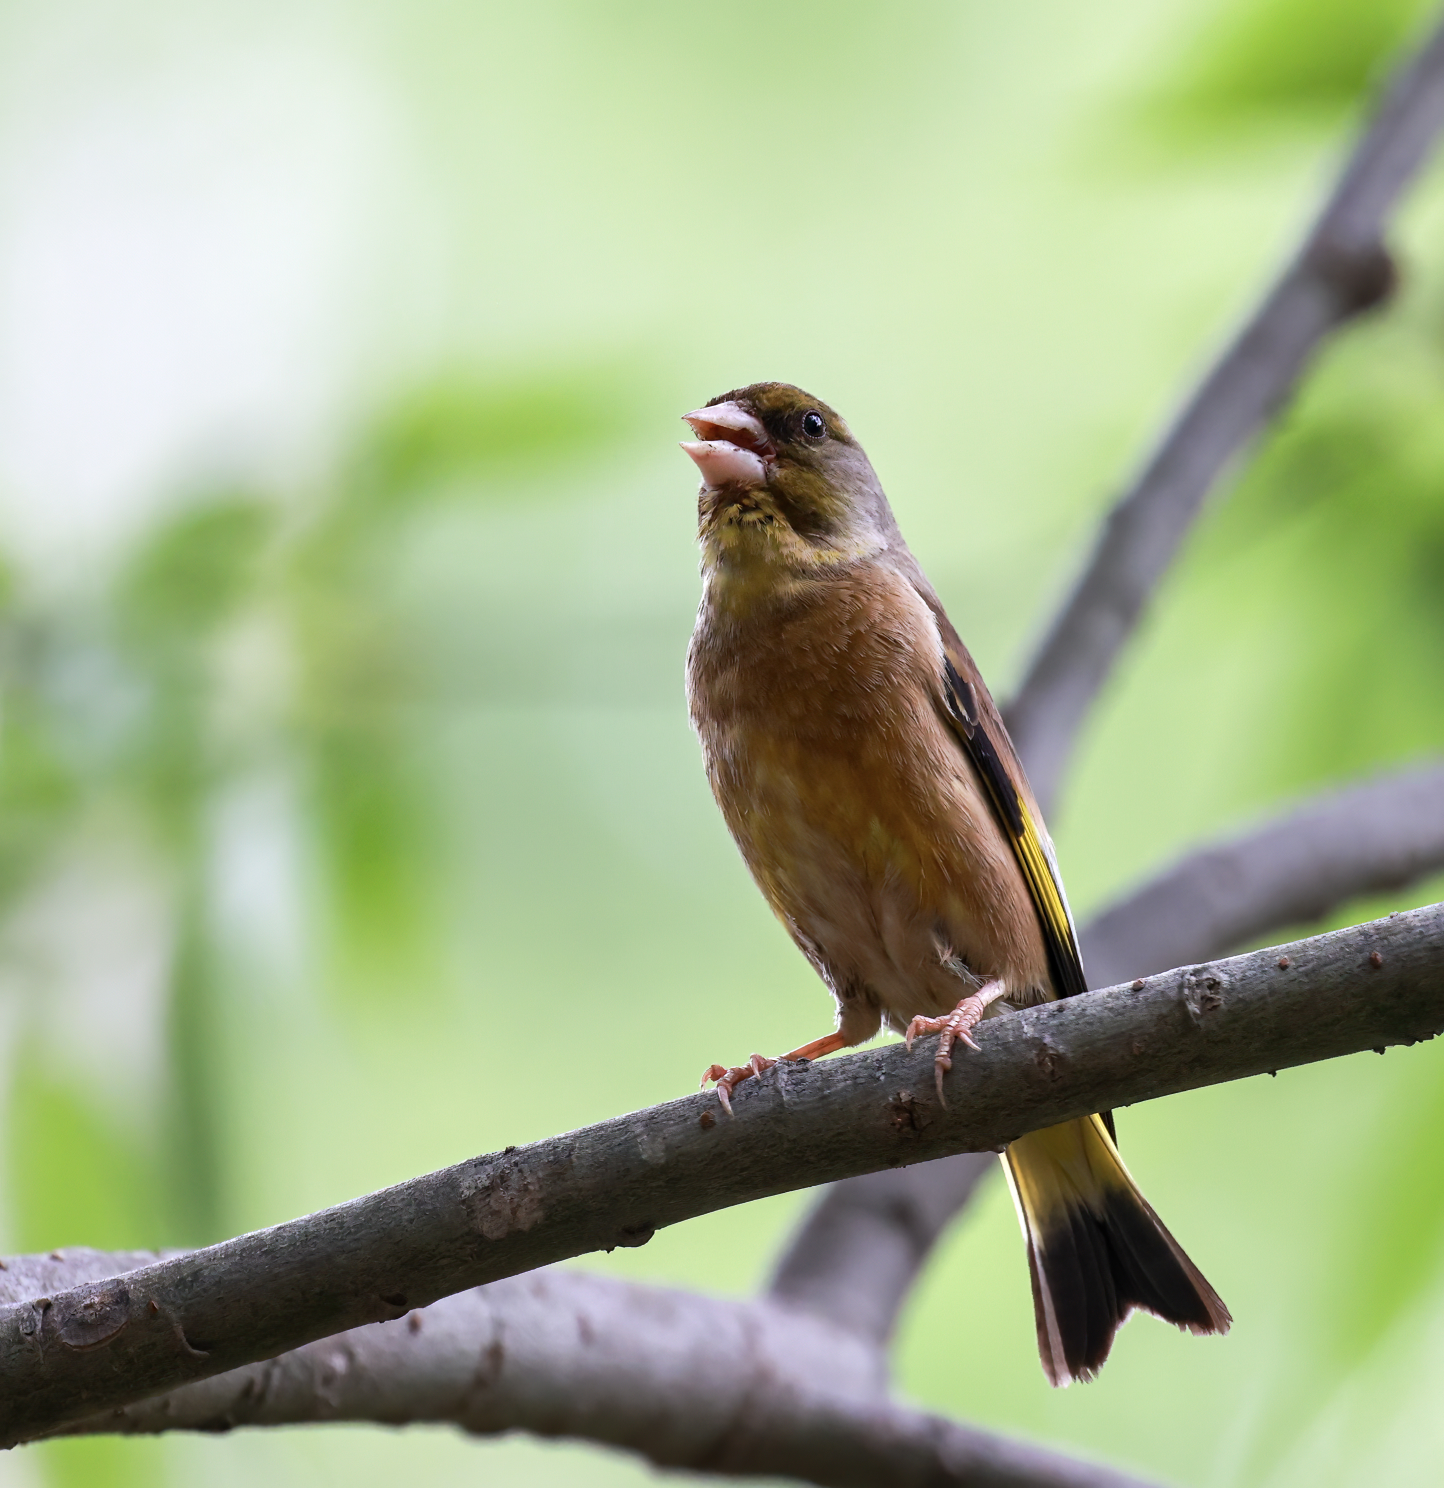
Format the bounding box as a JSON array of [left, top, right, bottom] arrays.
[[1032, 1188, 1229, 1386]]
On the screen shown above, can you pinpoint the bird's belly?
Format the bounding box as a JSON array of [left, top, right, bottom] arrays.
[[714, 721, 1042, 1029]]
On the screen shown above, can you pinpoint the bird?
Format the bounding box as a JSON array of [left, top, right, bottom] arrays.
[[680, 381, 1230, 1386]]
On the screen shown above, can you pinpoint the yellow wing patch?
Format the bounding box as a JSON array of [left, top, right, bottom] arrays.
[[939, 659, 1088, 1002]]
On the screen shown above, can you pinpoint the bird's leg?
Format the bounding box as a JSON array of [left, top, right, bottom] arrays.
[[905, 980, 1009, 1105], [779, 1030, 850, 1062], [700, 1031, 848, 1115]]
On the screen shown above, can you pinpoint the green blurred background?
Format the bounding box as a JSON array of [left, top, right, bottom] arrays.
[[0, 0, 1442, 1484]]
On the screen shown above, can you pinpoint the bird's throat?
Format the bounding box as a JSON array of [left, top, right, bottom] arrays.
[[697, 485, 820, 597], [698, 493, 884, 614]]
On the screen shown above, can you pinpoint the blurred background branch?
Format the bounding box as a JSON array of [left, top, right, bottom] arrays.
[[42, 1263, 1160, 1488], [1004, 8, 1444, 815]]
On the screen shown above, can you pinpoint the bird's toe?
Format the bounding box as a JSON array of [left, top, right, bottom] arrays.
[[701, 1054, 778, 1117]]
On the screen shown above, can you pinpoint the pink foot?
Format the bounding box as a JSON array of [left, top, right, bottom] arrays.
[[700, 1053, 775, 1115], [905, 981, 1006, 1105]]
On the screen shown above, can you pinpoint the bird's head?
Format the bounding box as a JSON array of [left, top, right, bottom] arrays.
[[681, 382, 895, 577]]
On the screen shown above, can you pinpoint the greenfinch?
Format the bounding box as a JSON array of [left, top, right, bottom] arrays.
[[682, 382, 1229, 1385]]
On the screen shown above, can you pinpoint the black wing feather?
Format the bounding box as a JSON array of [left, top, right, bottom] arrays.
[[939, 658, 1088, 1003]]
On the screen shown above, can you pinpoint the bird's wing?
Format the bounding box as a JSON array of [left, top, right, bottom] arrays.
[[935, 646, 1089, 1004]]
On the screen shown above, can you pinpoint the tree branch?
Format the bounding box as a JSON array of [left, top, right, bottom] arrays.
[[2, 904, 1441, 1446], [769, 761, 1444, 1340], [1080, 759, 1444, 987], [44, 1267, 1157, 1488], [43, 771, 1442, 1477], [1004, 14, 1444, 814]]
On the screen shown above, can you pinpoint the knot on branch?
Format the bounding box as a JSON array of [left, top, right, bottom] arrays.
[[53, 1284, 131, 1353], [1032, 1042, 1067, 1082], [1306, 238, 1397, 315], [467, 1161, 549, 1241], [886, 1090, 934, 1136], [1182, 968, 1228, 1023]]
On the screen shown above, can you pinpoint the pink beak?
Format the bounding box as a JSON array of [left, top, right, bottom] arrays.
[[680, 401, 771, 489]]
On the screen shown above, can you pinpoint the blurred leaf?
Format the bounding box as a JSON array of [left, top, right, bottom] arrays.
[[0, 656, 82, 911], [288, 366, 641, 1000], [164, 897, 226, 1245], [0, 548, 82, 911], [1158, 0, 1432, 126], [1179, 295, 1444, 792], [111, 496, 274, 841], [1326, 1035, 1444, 1363], [115, 496, 272, 657], [105, 501, 277, 1247], [343, 365, 641, 512], [8, 1043, 161, 1254], [32, 1438, 168, 1488]]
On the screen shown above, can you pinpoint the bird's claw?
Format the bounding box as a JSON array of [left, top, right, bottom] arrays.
[[905, 989, 997, 1107], [700, 1053, 775, 1116]]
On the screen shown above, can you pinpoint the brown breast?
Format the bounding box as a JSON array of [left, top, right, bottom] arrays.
[[687, 560, 1052, 1029]]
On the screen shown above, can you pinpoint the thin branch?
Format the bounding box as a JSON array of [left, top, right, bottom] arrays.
[[47, 1268, 1158, 1488], [770, 762, 1444, 1338], [1, 904, 1441, 1446], [1080, 759, 1444, 987], [1004, 13, 1444, 814]]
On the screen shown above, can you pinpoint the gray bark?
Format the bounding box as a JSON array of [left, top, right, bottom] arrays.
[[1, 903, 1440, 1448], [51, 1268, 1159, 1488]]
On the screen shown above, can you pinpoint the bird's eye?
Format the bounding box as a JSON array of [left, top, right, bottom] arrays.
[[801, 411, 826, 440]]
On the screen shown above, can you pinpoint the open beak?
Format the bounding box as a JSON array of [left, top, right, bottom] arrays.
[[680, 401, 772, 489]]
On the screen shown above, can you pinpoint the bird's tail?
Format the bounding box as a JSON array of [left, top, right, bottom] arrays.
[[1002, 1114, 1230, 1386]]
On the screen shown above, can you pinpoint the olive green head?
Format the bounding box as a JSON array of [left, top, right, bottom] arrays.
[[681, 382, 897, 558]]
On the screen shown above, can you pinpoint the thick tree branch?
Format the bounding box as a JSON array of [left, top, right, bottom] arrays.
[[1080, 759, 1444, 987], [50, 767, 1442, 1476], [45, 1267, 1156, 1488], [1, 905, 1441, 1446], [51, 770, 1440, 1486], [1004, 14, 1444, 814], [770, 761, 1444, 1339]]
